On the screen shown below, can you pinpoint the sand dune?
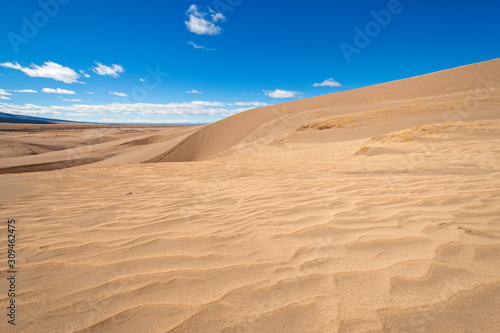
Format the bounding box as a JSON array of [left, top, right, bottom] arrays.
[[1, 59, 500, 332], [148, 58, 500, 162], [0, 125, 200, 174]]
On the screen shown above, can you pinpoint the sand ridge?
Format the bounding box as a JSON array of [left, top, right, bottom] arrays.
[[0, 125, 200, 173]]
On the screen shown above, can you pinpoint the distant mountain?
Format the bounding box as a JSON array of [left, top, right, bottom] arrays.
[[0, 111, 75, 124]]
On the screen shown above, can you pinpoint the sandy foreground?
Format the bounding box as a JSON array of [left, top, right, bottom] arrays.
[[1, 59, 500, 332]]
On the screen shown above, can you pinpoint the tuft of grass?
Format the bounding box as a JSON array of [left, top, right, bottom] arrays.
[[317, 116, 356, 130], [358, 146, 369, 154], [296, 124, 310, 131]]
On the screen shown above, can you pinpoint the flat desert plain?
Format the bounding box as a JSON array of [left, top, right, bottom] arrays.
[[1, 59, 500, 332]]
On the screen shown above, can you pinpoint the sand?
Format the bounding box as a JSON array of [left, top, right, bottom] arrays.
[[1, 58, 500, 332], [0, 125, 200, 173]]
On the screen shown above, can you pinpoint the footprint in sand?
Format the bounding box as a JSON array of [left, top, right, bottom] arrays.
[[437, 223, 475, 234], [458, 226, 475, 234], [437, 222, 454, 229]]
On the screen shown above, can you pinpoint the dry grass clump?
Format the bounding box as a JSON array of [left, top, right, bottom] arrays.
[[316, 116, 356, 130], [296, 115, 356, 131], [295, 99, 491, 134], [380, 122, 471, 143], [357, 146, 370, 155], [296, 103, 430, 132]]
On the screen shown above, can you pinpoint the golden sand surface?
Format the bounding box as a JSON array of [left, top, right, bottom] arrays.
[[1, 59, 499, 332]]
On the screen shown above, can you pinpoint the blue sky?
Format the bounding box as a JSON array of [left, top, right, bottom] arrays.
[[0, 0, 499, 124]]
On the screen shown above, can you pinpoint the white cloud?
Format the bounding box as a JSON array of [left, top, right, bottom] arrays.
[[13, 89, 37, 93], [313, 78, 341, 87], [62, 99, 83, 102], [80, 70, 91, 78], [110, 91, 127, 97], [0, 101, 259, 119], [191, 101, 224, 107], [232, 101, 268, 106], [0, 61, 80, 84], [92, 62, 125, 78], [187, 41, 215, 51], [187, 89, 202, 94], [210, 9, 225, 22], [66, 113, 92, 117], [0, 89, 11, 100], [264, 89, 301, 98], [85, 92, 95, 94], [185, 5, 225, 35], [140, 78, 144, 82], [42, 88, 76, 95]]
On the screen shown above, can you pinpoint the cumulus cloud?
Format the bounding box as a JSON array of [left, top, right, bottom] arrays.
[[0, 100, 265, 119], [185, 5, 225, 35], [0, 89, 12, 100], [62, 99, 83, 102], [42, 88, 76, 95], [187, 89, 203, 94], [232, 101, 268, 106], [110, 91, 127, 97], [92, 62, 125, 78], [187, 41, 215, 51], [80, 70, 91, 78], [0, 61, 80, 84], [264, 89, 301, 98], [313, 78, 341, 87], [191, 101, 225, 107], [13, 89, 37, 93], [0, 103, 62, 116], [210, 9, 225, 22]]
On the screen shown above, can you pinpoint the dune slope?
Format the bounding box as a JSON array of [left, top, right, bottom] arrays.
[[148, 58, 500, 162]]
